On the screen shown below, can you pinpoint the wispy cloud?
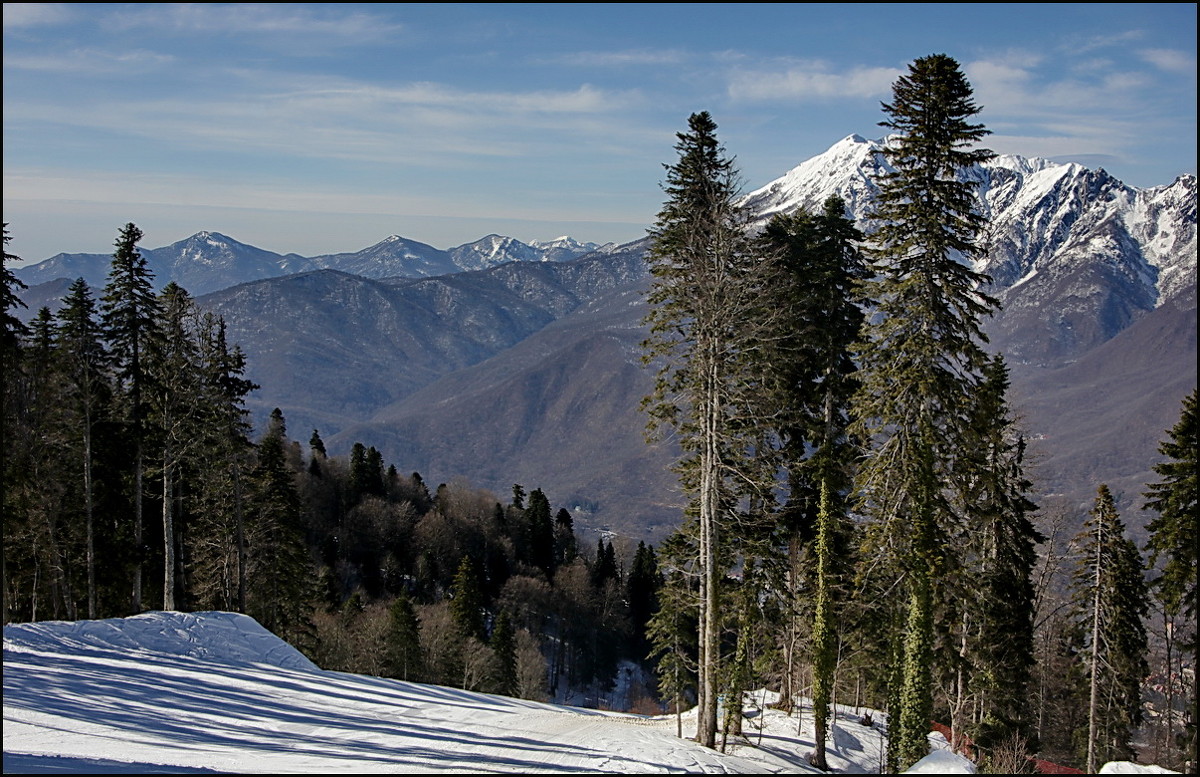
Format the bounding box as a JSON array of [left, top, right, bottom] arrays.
[[3, 47, 174, 74], [4, 71, 648, 167], [554, 49, 688, 67], [1139, 48, 1196, 75], [103, 3, 402, 42], [964, 50, 1192, 173], [1, 3, 72, 29], [728, 61, 902, 101]]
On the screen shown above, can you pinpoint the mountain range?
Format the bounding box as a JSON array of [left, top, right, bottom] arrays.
[[14, 231, 608, 296], [14, 135, 1196, 544]]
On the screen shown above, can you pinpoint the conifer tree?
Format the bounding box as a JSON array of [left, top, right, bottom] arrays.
[[384, 589, 424, 682], [450, 556, 486, 643], [150, 282, 203, 610], [1144, 389, 1197, 624], [54, 278, 111, 618], [757, 196, 867, 769], [0, 225, 28, 622], [247, 409, 313, 645], [101, 222, 161, 612], [489, 609, 518, 697], [524, 488, 555, 578], [1074, 485, 1149, 772], [1143, 389, 1197, 767], [851, 55, 995, 771], [642, 111, 766, 749], [959, 355, 1042, 750], [553, 507, 577, 568]]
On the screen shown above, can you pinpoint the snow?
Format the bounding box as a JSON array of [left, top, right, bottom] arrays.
[[2, 611, 1178, 774]]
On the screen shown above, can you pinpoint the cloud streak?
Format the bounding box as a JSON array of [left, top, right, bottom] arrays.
[[728, 61, 902, 101], [103, 3, 402, 42]]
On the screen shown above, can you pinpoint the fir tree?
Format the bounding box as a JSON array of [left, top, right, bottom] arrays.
[[54, 278, 111, 618], [150, 282, 203, 611], [757, 196, 867, 769], [101, 222, 161, 612], [247, 409, 314, 646], [642, 111, 767, 748], [851, 54, 995, 771], [960, 356, 1042, 751], [489, 609, 518, 697], [1074, 485, 1150, 772], [384, 589, 424, 682], [450, 556, 486, 643], [524, 488, 554, 579], [1143, 389, 1197, 767], [1144, 389, 1197, 623], [0, 225, 28, 622]]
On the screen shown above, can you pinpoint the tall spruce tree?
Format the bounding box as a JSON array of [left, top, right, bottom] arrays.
[[1074, 485, 1149, 772], [101, 222, 161, 612], [958, 355, 1041, 751], [642, 111, 766, 749], [851, 54, 996, 771], [150, 282, 203, 611], [54, 278, 112, 618], [190, 313, 257, 612], [0, 225, 28, 622], [1143, 389, 1197, 768], [247, 409, 313, 645], [1144, 389, 1197, 624], [757, 196, 867, 769]]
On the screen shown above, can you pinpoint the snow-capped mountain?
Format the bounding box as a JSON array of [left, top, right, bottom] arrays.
[[306, 235, 458, 278], [12, 231, 295, 297], [13, 231, 604, 297], [450, 234, 544, 271], [743, 134, 1197, 364], [530, 235, 609, 262]]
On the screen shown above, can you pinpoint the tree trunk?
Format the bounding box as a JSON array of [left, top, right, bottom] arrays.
[[163, 458, 175, 611]]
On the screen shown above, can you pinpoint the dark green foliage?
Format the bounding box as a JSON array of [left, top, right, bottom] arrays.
[[524, 488, 555, 578], [1144, 389, 1197, 622], [626, 541, 661, 659], [1143, 389, 1198, 769], [54, 278, 111, 619], [450, 556, 486, 642], [1, 225, 28, 354], [489, 610, 518, 696], [384, 590, 424, 682], [247, 409, 314, 647], [553, 507, 577, 568], [755, 195, 867, 767], [643, 111, 766, 749], [100, 222, 161, 612], [1074, 485, 1150, 770], [961, 356, 1042, 750], [852, 54, 995, 771], [646, 529, 699, 735]]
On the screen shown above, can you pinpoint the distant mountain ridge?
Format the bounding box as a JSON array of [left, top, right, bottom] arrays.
[[14, 230, 606, 297], [11, 136, 1196, 541]]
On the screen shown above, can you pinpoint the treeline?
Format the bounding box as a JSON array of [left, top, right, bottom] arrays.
[[640, 54, 1195, 773], [0, 222, 664, 707]]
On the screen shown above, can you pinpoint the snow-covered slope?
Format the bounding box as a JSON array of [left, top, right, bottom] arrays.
[[3, 612, 1176, 774], [1, 611, 861, 774]]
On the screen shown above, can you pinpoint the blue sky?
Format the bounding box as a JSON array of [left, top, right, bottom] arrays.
[[3, 3, 1196, 263]]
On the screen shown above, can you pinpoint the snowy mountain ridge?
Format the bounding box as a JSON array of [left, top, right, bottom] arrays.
[[743, 134, 1196, 312], [14, 230, 604, 296]]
